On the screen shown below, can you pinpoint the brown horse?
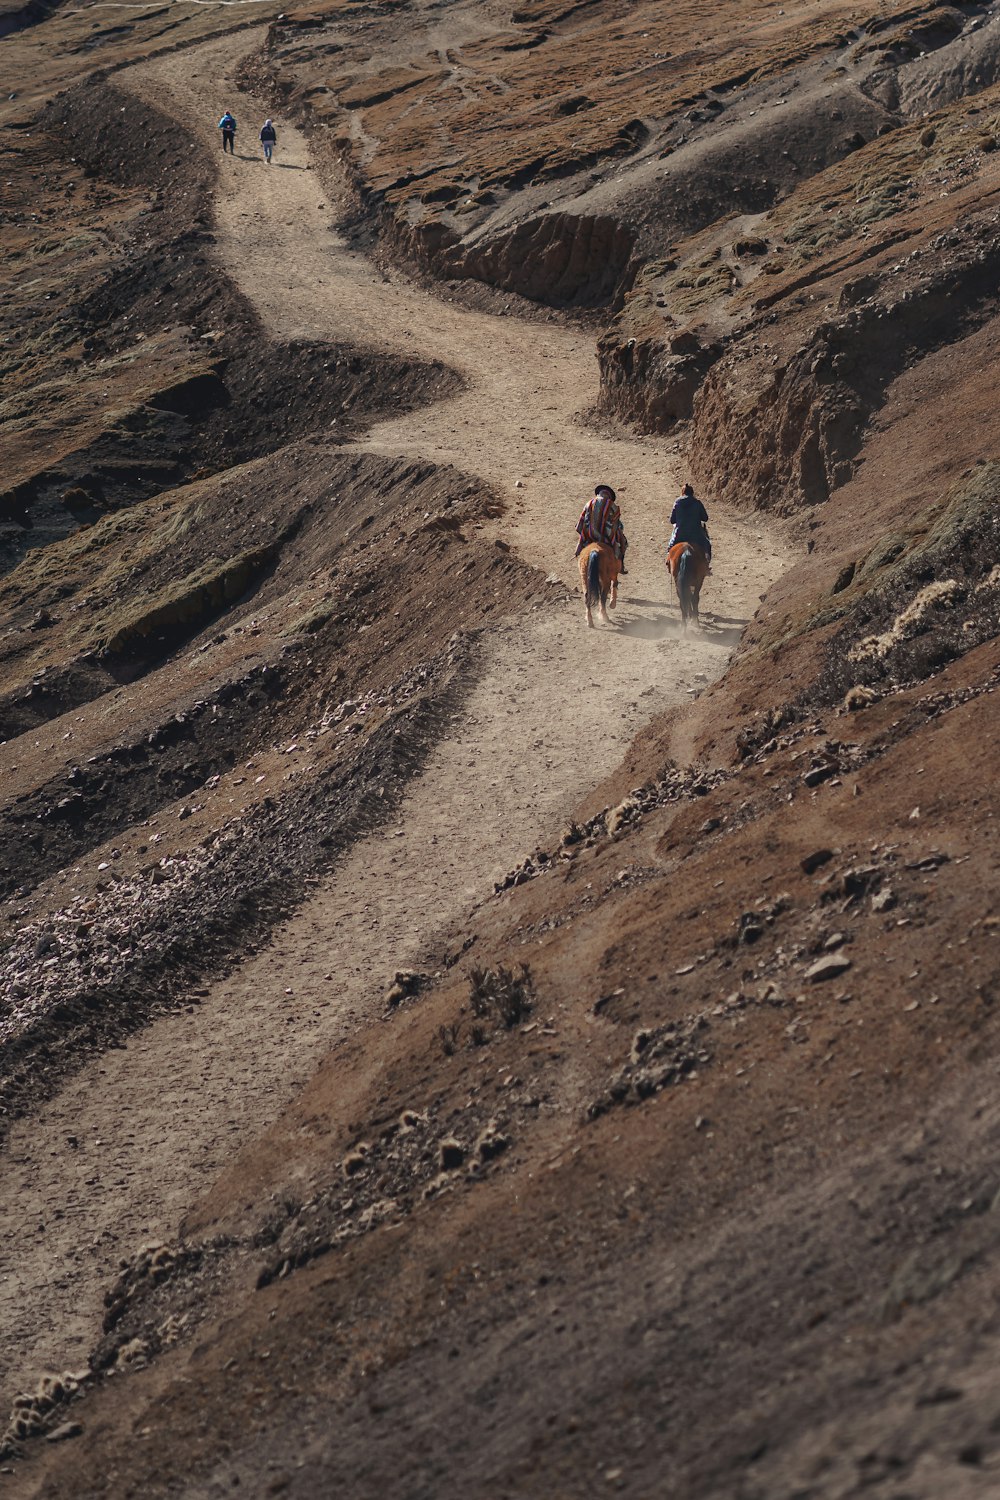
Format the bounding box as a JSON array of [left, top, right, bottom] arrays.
[[667, 541, 709, 629], [578, 542, 619, 628]]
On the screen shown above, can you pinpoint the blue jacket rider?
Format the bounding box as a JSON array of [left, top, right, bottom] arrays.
[[669, 483, 711, 569]]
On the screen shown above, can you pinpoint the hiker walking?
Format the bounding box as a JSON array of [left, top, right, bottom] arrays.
[[218, 111, 237, 154], [260, 119, 277, 164]]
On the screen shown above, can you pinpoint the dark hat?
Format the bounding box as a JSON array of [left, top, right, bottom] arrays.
[[594, 483, 616, 501]]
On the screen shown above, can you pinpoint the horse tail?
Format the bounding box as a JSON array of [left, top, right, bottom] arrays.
[[586, 548, 602, 610], [678, 548, 693, 616]]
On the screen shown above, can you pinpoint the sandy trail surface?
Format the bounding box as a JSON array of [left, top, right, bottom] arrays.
[[0, 33, 792, 1397]]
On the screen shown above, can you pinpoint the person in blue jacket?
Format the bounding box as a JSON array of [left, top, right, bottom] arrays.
[[668, 483, 712, 571], [218, 111, 237, 154]]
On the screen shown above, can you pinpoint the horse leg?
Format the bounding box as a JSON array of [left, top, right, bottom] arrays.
[[686, 581, 697, 632], [691, 562, 707, 626], [599, 566, 611, 623]]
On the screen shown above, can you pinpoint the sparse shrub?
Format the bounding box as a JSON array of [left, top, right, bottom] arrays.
[[60, 486, 94, 511], [342, 1143, 371, 1177], [475, 1122, 510, 1163], [423, 1172, 456, 1200], [0, 1369, 89, 1456], [386, 969, 430, 1008], [606, 796, 639, 837], [438, 1021, 461, 1056], [732, 235, 767, 256], [438, 1138, 465, 1171], [842, 684, 880, 712], [630, 1029, 652, 1065], [467, 964, 534, 1029]]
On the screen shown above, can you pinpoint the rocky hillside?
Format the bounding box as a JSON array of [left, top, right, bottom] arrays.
[[2, 0, 999, 1496]]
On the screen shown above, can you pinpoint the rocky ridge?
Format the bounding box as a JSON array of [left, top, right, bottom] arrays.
[[1, 0, 999, 1496]]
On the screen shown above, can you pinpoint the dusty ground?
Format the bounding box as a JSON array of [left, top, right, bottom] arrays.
[[0, 20, 790, 1447], [2, 0, 1000, 1496]]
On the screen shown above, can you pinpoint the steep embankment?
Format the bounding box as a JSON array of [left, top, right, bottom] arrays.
[[593, 5, 1000, 512], [0, 15, 790, 1460], [2, 0, 999, 1496]]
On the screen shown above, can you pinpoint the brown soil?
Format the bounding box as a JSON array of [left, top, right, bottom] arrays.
[[0, 15, 789, 1478], [2, 1, 999, 1498]]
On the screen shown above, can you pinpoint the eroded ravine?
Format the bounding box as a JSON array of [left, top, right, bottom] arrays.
[[0, 32, 793, 1399]]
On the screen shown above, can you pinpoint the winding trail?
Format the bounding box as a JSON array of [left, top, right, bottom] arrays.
[[0, 32, 793, 1397]]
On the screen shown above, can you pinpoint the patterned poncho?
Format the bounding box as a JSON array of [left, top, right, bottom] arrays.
[[577, 493, 626, 553]]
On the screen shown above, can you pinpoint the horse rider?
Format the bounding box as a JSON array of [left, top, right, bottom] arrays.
[[576, 483, 629, 574], [668, 482, 712, 572]]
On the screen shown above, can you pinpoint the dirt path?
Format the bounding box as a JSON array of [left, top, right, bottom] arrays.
[[0, 33, 793, 1401]]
